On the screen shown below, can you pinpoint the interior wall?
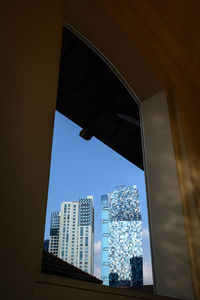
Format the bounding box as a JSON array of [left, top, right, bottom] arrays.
[[150, 0, 200, 70], [0, 2, 64, 299], [141, 91, 193, 300]]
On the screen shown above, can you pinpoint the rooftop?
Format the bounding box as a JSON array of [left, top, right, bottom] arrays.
[[42, 250, 102, 284]]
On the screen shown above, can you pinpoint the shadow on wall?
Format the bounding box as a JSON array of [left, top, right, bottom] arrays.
[[143, 93, 194, 299]]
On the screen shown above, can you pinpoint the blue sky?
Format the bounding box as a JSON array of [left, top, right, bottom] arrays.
[[44, 111, 152, 284]]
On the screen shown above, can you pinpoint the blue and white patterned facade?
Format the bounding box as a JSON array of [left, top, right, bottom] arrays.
[[101, 186, 143, 287], [48, 211, 60, 257]]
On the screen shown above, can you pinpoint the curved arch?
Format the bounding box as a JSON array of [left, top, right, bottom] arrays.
[[64, 21, 141, 106], [64, 0, 164, 102]]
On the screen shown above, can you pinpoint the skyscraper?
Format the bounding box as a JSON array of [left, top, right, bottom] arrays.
[[101, 186, 143, 287], [48, 211, 60, 257], [101, 194, 109, 285], [43, 239, 49, 251], [49, 196, 94, 275], [78, 196, 94, 274], [58, 201, 79, 266]]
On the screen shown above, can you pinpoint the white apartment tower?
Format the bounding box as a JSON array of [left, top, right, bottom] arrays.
[[49, 196, 94, 275]]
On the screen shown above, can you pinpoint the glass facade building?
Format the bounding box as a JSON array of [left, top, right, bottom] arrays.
[[50, 211, 60, 236], [101, 194, 109, 285], [43, 239, 49, 251], [77, 196, 94, 274], [130, 256, 143, 286], [101, 185, 143, 287], [48, 211, 60, 256]]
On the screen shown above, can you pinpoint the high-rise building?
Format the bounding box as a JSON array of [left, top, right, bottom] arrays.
[[48, 211, 60, 256], [58, 201, 79, 266], [49, 196, 94, 275], [101, 194, 109, 285], [43, 239, 49, 251], [130, 256, 143, 287], [77, 196, 94, 274], [101, 186, 143, 287]]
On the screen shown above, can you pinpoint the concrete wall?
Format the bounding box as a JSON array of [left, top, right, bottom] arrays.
[[141, 91, 193, 299]]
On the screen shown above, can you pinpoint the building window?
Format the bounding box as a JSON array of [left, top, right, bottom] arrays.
[[80, 227, 83, 236], [103, 233, 109, 237], [80, 251, 83, 260], [44, 25, 152, 289]]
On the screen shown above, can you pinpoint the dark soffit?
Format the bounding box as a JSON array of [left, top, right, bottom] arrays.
[[56, 27, 143, 170]]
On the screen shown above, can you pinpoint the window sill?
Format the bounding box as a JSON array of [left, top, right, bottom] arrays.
[[35, 273, 167, 300]]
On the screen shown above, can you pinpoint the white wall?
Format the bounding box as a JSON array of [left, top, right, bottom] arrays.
[[141, 91, 194, 299]]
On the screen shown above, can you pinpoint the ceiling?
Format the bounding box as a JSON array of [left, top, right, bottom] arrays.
[[56, 26, 143, 170]]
